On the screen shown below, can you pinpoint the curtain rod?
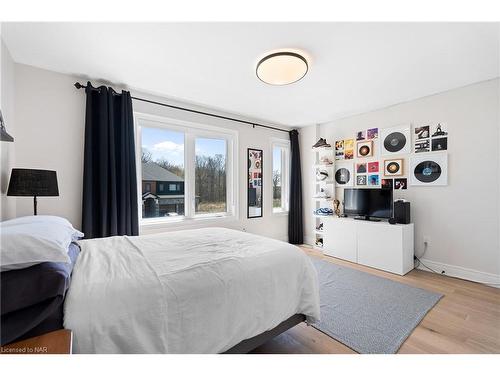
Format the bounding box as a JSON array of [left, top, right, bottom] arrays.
[[74, 82, 290, 133]]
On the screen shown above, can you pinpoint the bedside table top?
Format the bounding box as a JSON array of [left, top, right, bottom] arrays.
[[0, 329, 72, 354]]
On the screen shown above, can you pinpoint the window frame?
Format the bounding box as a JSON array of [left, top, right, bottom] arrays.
[[270, 138, 291, 215], [135, 113, 238, 228]]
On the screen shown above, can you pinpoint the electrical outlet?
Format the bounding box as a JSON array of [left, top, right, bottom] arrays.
[[423, 236, 430, 247]]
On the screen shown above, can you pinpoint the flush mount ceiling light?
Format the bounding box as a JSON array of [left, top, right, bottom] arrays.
[[256, 52, 308, 85]]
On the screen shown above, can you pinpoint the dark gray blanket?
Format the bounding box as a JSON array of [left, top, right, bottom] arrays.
[[1, 242, 80, 345]]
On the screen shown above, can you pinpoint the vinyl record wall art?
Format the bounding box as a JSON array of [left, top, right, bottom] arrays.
[[384, 159, 404, 176], [409, 153, 448, 186], [335, 162, 354, 187], [381, 125, 411, 155], [356, 140, 373, 158]]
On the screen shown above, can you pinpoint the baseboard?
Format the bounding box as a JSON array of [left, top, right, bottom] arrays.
[[416, 258, 500, 288]]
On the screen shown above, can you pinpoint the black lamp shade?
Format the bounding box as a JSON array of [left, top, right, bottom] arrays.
[[7, 169, 59, 197]]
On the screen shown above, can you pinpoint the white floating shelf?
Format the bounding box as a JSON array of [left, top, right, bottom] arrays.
[[313, 164, 334, 168], [316, 179, 335, 184], [312, 197, 333, 201], [314, 230, 325, 235], [311, 147, 333, 152]]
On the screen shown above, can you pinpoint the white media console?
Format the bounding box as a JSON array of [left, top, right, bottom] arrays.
[[321, 217, 414, 275]]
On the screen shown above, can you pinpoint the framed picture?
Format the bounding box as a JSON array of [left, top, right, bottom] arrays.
[[409, 153, 448, 186], [247, 148, 263, 218], [356, 130, 366, 141], [357, 140, 373, 158], [356, 175, 367, 186], [432, 123, 447, 137], [335, 162, 354, 187], [384, 158, 404, 176], [368, 174, 380, 186], [415, 139, 430, 153], [368, 161, 379, 173], [394, 178, 408, 190], [381, 124, 411, 155], [414, 126, 430, 140], [367, 128, 378, 139], [356, 163, 367, 174], [381, 178, 393, 189], [431, 137, 447, 151]]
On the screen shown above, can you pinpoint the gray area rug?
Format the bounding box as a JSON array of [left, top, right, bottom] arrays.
[[310, 257, 443, 354]]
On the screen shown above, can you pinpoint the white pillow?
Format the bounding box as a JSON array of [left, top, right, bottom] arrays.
[[0, 215, 84, 271]]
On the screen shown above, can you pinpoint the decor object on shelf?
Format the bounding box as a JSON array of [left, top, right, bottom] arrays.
[[356, 140, 373, 158], [334, 162, 354, 187], [314, 207, 334, 216], [384, 158, 404, 176], [313, 188, 331, 199], [409, 153, 448, 186], [248, 149, 263, 218], [312, 138, 331, 148], [0, 109, 14, 142], [316, 169, 329, 181], [7, 168, 59, 215], [319, 156, 333, 165], [333, 199, 341, 217], [380, 125, 411, 155], [256, 51, 308, 85]]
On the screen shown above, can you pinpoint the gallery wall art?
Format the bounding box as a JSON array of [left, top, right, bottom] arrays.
[[331, 122, 448, 191], [335, 162, 354, 187], [381, 124, 411, 155], [409, 153, 448, 186]]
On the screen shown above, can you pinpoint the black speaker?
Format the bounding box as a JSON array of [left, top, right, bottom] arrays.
[[394, 201, 411, 224]]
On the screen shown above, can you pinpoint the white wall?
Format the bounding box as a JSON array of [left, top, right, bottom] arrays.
[[302, 79, 500, 281], [10, 63, 291, 241], [0, 37, 16, 220]]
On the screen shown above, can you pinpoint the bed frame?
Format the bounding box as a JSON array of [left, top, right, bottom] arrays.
[[222, 314, 305, 354]]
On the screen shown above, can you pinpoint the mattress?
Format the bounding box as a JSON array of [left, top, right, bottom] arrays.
[[0, 242, 80, 345], [64, 228, 320, 353]]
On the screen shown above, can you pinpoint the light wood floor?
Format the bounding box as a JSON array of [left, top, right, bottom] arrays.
[[251, 246, 500, 354]]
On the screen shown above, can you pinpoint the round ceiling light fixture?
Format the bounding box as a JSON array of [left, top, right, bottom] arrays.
[[256, 51, 308, 85]]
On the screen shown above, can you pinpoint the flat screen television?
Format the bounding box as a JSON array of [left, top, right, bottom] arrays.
[[344, 188, 393, 220]]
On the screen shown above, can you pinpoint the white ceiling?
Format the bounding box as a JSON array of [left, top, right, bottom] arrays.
[[2, 22, 499, 127]]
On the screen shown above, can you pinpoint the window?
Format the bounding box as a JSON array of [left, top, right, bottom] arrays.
[[140, 127, 185, 218], [136, 114, 236, 224], [272, 140, 290, 213], [195, 138, 227, 215]]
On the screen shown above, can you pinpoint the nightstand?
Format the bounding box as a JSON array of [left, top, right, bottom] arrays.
[[0, 329, 73, 354]]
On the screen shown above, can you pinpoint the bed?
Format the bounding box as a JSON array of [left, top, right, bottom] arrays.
[[1, 243, 80, 345], [63, 227, 320, 353]]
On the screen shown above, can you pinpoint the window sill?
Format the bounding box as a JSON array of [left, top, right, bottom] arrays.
[[140, 214, 238, 232], [272, 210, 289, 216]]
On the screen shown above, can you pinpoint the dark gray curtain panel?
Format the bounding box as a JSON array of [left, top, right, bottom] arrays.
[[82, 82, 139, 238], [288, 129, 303, 244]]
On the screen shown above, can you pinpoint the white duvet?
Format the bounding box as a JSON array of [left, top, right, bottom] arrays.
[[64, 227, 320, 353]]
